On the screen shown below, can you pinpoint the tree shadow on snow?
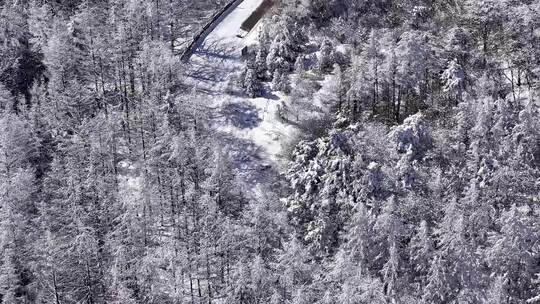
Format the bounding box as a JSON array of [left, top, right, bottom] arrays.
[[214, 131, 282, 189], [220, 102, 262, 129], [195, 39, 239, 61], [260, 87, 280, 101]]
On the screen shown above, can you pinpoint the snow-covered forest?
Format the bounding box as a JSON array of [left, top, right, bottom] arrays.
[[0, 0, 539, 303]]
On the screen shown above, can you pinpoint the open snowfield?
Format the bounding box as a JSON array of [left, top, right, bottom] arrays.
[[183, 0, 297, 196]]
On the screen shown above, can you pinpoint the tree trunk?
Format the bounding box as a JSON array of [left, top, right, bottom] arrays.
[[395, 87, 401, 123], [52, 271, 61, 304]]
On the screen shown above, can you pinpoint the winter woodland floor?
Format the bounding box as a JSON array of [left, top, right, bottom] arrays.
[[182, 0, 297, 199]]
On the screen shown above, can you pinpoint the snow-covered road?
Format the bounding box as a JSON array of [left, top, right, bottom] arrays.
[[183, 0, 297, 196], [189, 0, 263, 62], [204, 0, 264, 47]]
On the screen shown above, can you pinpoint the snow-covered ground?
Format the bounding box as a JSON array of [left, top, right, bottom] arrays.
[[183, 0, 297, 196], [204, 0, 264, 49]]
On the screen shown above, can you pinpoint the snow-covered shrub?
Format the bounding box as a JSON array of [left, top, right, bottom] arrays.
[[442, 59, 466, 103], [389, 113, 432, 160], [318, 38, 335, 73], [243, 67, 262, 98], [271, 67, 291, 93]]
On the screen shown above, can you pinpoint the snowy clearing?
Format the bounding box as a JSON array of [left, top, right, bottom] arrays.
[[183, 0, 297, 196]]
